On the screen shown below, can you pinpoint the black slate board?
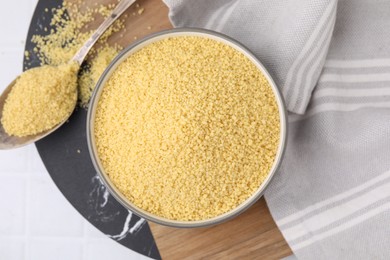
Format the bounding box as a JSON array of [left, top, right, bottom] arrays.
[[24, 1, 160, 259]]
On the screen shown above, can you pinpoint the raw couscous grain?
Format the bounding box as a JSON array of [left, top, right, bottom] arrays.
[[2, 63, 79, 137], [30, 1, 125, 106], [137, 8, 144, 15], [94, 36, 280, 221], [2, 1, 150, 136], [78, 45, 120, 105]]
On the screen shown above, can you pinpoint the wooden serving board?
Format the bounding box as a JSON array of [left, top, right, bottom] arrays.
[[68, 0, 292, 258], [150, 199, 292, 259]]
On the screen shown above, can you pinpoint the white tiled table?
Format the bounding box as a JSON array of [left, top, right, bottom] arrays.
[[0, 1, 148, 259]]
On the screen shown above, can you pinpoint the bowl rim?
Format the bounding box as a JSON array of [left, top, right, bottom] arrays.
[[86, 27, 288, 228]]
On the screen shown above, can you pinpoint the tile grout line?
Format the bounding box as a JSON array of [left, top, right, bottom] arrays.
[[24, 164, 32, 259], [0, 235, 108, 241], [25, 1, 36, 256], [82, 220, 88, 259], [25, 146, 34, 259]]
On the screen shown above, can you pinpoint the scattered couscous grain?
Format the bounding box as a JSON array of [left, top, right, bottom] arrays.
[[31, 1, 124, 106], [137, 8, 144, 15], [2, 63, 79, 137], [94, 36, 280, 221], [78, 45, 119, 105], [1, 1, 130, 136]]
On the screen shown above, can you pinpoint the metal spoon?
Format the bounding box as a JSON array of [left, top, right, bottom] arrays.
[[0, 0, 136, 149]]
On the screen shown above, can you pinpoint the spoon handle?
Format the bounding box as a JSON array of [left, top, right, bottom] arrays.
[[71, 0, 136, 65]]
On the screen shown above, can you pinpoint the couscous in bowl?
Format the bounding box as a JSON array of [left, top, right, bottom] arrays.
[[87, 28, 287, 228]]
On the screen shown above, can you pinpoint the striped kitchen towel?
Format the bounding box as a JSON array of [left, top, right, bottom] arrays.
[[163, 0, 390, 259]]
